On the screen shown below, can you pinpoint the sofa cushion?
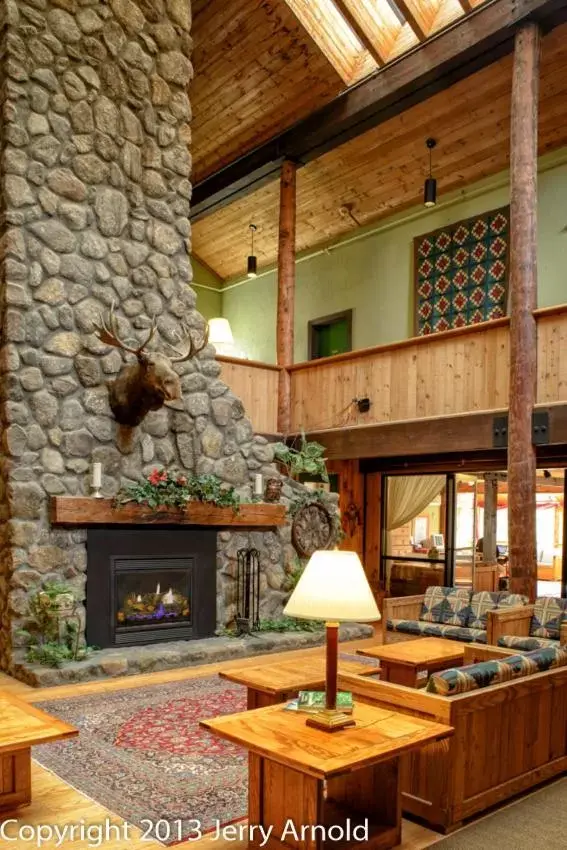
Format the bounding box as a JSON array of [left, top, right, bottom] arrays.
[[498, 635, 559, 651], [420, 586, 472, 624], [388, 619, 486, 643], [426, 645, 567, 695], [439, 588, 472, 626], [467, 591, 501, 630], [498, 592, 530, 609], [530, 596, 567, 639]]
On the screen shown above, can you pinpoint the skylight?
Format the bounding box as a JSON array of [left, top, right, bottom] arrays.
[[283, 0, 485, 85]]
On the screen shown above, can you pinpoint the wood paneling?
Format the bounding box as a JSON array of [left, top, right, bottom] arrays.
[[192, 24, 567, 279], [50, 498, 286, 527], [217, 356, 280, 434], [289, 320, 511, 432], [191, 0, 344, 183], [287, 306, 567, 435], [327, 460, 364, 559]]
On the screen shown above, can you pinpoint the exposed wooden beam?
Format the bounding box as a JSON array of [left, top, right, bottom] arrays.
[[457, 0, 473, 12], [277, 160, 297, 434], [301, 403, 567, 461], [394, 0, 429, 40], [332, 0, 386, 66], [508, 21, 540, 603], [190, 0, 567, 221]]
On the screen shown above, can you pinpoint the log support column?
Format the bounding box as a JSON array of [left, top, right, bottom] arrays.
[[277, 160, 297, 434], [508, 22, 540, 601]]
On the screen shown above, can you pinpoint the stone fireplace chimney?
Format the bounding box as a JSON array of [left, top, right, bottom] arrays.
[[0, 0, 298, 679]]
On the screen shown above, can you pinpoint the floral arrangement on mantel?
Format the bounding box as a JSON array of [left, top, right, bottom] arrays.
[[115, 469, 241, 512]]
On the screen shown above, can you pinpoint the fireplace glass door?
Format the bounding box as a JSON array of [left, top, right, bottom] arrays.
[[114, 559, 192, 634]]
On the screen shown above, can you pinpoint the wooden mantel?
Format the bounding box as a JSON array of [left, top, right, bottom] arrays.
[[50, 498, 287, 528]]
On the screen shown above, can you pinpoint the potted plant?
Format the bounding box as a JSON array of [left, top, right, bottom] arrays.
[[273, 433, 329, 485]]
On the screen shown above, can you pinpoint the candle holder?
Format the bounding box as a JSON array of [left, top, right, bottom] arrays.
[[91, 482, 104, 499]]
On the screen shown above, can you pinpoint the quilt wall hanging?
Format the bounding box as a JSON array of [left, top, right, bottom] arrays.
[[414, 206, 509, 336]]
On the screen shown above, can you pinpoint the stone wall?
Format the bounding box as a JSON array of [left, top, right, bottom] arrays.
[[0, 0, 303, 676]]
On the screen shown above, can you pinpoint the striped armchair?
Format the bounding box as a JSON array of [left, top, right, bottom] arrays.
[[493, 596, 567, 651]]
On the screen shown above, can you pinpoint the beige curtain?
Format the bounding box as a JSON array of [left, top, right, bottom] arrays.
[[387, 475, 446, 532], [385, 474, 445, 592]]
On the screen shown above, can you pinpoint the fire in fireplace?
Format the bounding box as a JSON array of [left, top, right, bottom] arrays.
[[87, 528, 217, 648]]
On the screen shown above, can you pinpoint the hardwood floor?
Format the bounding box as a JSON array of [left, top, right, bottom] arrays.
[[0, 636, 443, 850]]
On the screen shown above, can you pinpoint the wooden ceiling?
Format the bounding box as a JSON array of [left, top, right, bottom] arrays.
[[191, 23, 567, 281], [191, 0, 491, 185], [191, 0, 344, 183]]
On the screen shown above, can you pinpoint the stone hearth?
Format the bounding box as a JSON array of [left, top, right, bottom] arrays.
[[12, 624, 374, 687], [0, 0, 335, 682]]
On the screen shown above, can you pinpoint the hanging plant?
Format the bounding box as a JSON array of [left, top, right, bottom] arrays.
[[115, 469, 241, 512], [273, 432, 329, 482]]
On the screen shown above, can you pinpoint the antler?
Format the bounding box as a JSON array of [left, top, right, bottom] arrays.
[[93, 303, 157, 359], [168, 323, 210, 364]]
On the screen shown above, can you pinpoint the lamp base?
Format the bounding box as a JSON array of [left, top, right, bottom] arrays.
[[305, 709, 356, 733]]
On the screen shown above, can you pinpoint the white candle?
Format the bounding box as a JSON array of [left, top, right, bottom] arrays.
[[254, 473, 263, 496], [92, 462, 102, 489]]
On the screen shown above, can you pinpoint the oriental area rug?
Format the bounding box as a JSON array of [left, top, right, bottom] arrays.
[[33, 675, 248, 845]]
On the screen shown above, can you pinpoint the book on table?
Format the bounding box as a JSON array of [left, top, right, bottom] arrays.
[[285, 691, 354, 713]]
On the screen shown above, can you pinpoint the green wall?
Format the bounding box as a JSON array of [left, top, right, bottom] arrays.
[[191, 257, 222, 320], [221, 151, 567, 364]]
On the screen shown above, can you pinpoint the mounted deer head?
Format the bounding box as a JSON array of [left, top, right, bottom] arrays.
[[93, 304, 209, 427]]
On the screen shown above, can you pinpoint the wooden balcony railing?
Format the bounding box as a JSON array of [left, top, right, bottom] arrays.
[[217, 355, 281, 434], [215, 304, 567, 437]]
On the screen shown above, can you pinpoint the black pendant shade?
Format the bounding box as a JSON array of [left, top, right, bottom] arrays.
[[247, 254, 257, 278], [424, 177, 437, 207], [424, 138, 437, 208], [247, 223, 257, 278]]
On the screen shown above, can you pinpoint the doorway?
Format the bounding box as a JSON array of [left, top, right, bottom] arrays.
[[308, 309, 352, 360]]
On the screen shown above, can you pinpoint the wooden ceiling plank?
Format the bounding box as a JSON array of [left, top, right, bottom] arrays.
[[332, 0, 387, 65], [190, 0, 567, 220], [282, 0, 378, 84], [392, 0, 430, 40], [457, 0, 474, 11]]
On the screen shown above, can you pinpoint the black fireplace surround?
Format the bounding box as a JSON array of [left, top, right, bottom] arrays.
[[87, 528, 217, 648]]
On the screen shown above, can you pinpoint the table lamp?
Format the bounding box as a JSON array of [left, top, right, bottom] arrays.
[[283, 549, 381, 732]]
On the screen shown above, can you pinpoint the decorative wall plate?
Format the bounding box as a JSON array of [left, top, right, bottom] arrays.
[[292, 502, 334, 558]]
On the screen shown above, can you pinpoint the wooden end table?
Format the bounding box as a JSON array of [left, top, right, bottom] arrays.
[[0, 692, 77, 810], [220, 657, 379, 709], [357, 637, 465, 688], [202, 701, 452, 850]]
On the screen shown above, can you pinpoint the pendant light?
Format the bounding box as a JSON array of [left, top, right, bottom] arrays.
[[424, 138, 437, 208], [247, 224, 257, 278]]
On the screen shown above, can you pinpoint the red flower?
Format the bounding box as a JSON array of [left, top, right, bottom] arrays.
[[148, 469, 167, 486], [176, 475, 187, 486]]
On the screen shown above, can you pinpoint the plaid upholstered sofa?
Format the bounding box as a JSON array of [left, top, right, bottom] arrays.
[[384, 586, 529, 645], [339, 642, 567, 833], [490, 596, 567, 650]]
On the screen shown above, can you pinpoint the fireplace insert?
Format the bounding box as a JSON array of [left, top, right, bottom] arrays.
[[87, 528, 217, 648]]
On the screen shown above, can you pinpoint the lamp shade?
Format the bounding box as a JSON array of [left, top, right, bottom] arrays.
[[208, 318, 234, 346], [284, 550, 381, 623]]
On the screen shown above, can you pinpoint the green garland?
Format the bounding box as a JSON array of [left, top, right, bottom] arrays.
[[116, 469, 240, 512]]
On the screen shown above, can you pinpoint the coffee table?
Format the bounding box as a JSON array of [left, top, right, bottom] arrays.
[[202, 701, 452, 850], [357, 637, 465, 688], [0, 691, 77, 810], [220, 657, 378, 709]]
